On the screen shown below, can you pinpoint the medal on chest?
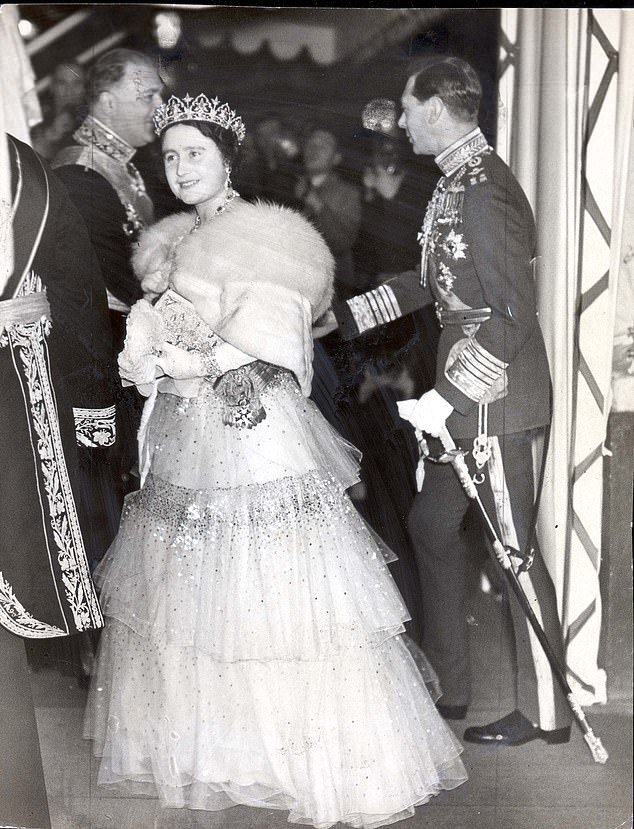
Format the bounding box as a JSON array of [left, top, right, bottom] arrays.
[[418, 172, 467, 289]]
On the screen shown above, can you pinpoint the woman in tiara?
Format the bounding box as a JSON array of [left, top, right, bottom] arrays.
[[84, 92, 467, 827]]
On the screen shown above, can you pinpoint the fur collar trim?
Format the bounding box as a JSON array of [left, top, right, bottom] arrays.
[[133, 199, 334, 320]]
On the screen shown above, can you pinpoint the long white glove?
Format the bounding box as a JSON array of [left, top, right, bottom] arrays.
[[397, 388, 454, 437]]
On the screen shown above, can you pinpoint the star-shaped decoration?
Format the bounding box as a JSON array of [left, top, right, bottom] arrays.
[[443, 229, 468, 260]]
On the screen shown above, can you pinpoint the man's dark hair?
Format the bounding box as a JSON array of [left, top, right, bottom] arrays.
[[87, 49, 157, 104], [161, 120, 240, 170], [409, 56, 482, 122]]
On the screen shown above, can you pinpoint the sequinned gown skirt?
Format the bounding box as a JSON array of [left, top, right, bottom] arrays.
[[85, 370, 467, 828]]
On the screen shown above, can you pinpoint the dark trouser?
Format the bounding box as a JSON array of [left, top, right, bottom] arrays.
[[408, 429, 572, 730], [0, 625, 51, 829]]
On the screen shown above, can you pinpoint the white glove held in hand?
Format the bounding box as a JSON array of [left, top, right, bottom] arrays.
[[397, 388, 454, 437]]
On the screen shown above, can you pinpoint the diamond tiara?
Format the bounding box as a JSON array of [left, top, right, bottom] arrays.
[[152, 94, 246, 144]]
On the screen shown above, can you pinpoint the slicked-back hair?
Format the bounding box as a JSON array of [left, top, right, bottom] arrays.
[[87, 48, 157, 105], [409, 56, 482, 123]]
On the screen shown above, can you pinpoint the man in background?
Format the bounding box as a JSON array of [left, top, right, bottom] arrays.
[[31, 60, 86, 160], [52, 48, 162, 347], [247, 116, 301, 205], [295, 128, 361, 301], [52, 49, 163, 541]]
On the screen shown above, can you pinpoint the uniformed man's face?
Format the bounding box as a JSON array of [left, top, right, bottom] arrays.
[[399, 77, 434, 156], [107, 62, 163, 148]]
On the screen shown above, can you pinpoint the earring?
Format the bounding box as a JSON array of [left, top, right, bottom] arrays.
[[224, 166, 234, 199]]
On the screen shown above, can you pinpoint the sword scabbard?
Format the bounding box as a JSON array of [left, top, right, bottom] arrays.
[[584, 732, 609, 764], [438, 423, 611, 765], [492, 538, 513, 570]]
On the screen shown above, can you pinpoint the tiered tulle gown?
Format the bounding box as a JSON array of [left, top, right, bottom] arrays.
[[85, 292, 467, 828]]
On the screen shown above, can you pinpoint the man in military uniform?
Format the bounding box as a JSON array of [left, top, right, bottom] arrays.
[[52, 48, 162, 350], [334, 56, 572, 746], [52, 49, 163, 537]]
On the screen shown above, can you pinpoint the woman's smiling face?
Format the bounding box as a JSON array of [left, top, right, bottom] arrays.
[[162, 123, 226, 207]]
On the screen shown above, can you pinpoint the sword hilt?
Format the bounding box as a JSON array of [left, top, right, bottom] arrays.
[[438, 427, 478, 498], [438, 425, 456, 453]]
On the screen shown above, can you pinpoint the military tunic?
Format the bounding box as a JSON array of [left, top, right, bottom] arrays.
[[336, 126, 551, 440], [52, 114, 154, 317], [334, 128, 570, 730], [52, 115, 155, 518]]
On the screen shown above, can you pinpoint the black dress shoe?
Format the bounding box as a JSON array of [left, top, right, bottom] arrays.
[[463, 710, 571, 746], [436, 703, 468, 720]]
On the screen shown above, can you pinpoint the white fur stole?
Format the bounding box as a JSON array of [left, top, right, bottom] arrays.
[[132, 199, 334, 321], [131, 200, 335, 394]]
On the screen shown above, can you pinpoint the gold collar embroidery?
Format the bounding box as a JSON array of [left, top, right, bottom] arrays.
[[435, 128, 489, 177], [73, 115, 136, 165]]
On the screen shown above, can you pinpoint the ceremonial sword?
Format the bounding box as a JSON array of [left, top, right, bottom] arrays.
[[435, 426, 609, 764]]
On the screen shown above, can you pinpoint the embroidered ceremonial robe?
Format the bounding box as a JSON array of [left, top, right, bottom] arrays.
[[0, 135, 114, 639]]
